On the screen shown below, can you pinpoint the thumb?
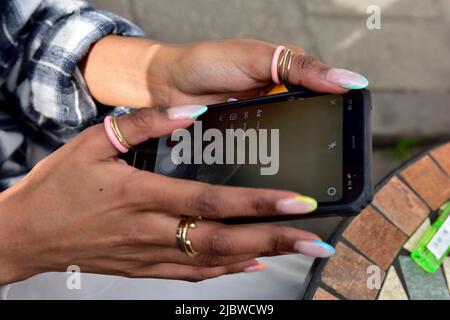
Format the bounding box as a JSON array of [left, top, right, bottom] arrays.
[[285, 45, 369, 94], [83, 105, 207, 159]]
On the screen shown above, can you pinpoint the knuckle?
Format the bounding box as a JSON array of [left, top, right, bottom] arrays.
[[83, 124, 102, 137], [249, 194, 273, 216], [67, 125, 101, 154], [120, 227, 145, 246], [105, 233, 128, 248], [223, 264, 240, 275], [122, 171, 155, 205], [28, 157, 51, 176], [128, 108, 155, 131], [187, 184, 222, 217], [120, 181, 139, 206], [198, 255, 221, 268], [207, 229, 234, 256], [254, 225, 284, 256], [298, 54, 317, 70], [267, 226, 284, 252], [295, 54, 320, 78], [121, 174, 136, 194]]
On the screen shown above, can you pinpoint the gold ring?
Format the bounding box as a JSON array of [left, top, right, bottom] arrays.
[[176, 217, 201, 257], [277, 48, 293, 86], [110, 116, 132, 149]]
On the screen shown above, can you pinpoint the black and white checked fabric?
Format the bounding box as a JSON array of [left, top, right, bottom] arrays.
[[0, 0, 143, 190]]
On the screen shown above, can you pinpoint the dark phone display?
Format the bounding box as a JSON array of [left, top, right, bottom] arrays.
[[154, 94, 343, 203]]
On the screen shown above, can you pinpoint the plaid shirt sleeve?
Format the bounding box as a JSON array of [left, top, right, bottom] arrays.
[[0, 0, 144, 190], [0, 0, 144, 136]]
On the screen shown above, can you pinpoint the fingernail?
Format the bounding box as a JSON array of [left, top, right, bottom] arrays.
[[276, 195, 318, 214], [227, 98, 238, 102], [244, 263, 267, 273], [167, 105, 208, 120], [327, 68, 369, 89], [294, 240, 335, 258]]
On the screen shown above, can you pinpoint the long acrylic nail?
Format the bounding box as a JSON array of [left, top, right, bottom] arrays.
[[327, 68, 369, 89], [244, 263, 267, 273], [276, 195, 318, 214], [294, 240, 335, 258], [167, 105, 208, 120]]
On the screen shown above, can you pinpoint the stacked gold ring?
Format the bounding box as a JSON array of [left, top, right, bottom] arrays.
[[277, 48, 293, 86], [110, 116, 132, 149], [176, 217, 202, 257]]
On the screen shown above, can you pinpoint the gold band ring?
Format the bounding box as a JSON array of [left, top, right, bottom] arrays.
[[277, 48, 293, 86], [110, 116, 132, 149], [176, 217, 202, 257]]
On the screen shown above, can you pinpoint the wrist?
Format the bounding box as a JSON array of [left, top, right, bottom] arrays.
[[0, 188, 50, 284], [80, 35, 172, 109]]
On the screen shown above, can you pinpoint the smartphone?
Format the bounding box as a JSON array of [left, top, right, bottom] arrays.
[[121, 88, 372, 221]]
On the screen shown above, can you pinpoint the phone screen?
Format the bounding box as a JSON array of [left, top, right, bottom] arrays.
[[154, 94, 343, 203]]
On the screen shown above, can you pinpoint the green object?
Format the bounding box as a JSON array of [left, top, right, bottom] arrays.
[[411, 202, 450, 273], [392, 137, 418, 162]]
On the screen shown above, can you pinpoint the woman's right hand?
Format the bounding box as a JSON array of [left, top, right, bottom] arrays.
[[0, 106, 334, 285]]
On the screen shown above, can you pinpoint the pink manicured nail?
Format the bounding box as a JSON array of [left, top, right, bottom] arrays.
[[294, 240, 335, 258], [326, 68, 369, 89], [167, 105, 208, 120], [276, 195, 318, 214], [244, 263, 267, 273]]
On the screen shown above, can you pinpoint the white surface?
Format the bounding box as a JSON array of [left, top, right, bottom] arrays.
[[4, 254, 314, 300], [427, 216, 450, 260]]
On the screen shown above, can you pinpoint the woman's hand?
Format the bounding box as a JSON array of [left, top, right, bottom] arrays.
[[80, 36, 368, 108], [0, 106, 334, 285]]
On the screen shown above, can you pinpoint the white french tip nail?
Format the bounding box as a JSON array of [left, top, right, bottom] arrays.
[[167, 105, 208, 120]]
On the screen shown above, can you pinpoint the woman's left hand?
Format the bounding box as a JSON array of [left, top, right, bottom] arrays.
[[80, 36, 368, 108]]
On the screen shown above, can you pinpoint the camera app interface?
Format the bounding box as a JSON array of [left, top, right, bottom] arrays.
[[155, 94, 343, 203]]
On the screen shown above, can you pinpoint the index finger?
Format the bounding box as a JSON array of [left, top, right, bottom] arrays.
[[78, 105, 207, 159]]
